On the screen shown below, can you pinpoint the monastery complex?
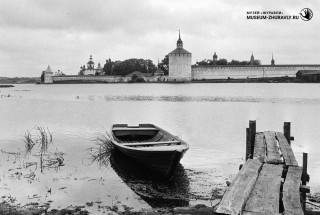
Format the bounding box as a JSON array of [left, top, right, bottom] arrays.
[[41, 33, 320, 83]]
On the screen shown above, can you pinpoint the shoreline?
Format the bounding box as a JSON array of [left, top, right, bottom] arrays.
[[41, 77, 314, 84], [0, 84, 14, 88], [1, 76, 318, 85]]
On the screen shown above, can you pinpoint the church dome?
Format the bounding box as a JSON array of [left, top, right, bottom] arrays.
[[87, 55, 95, 65]]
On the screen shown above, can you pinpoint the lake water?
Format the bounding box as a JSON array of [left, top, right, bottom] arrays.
[[1, 83, 320, 213]]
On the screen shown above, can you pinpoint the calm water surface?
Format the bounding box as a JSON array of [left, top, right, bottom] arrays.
[[0, 83, 320, 212]]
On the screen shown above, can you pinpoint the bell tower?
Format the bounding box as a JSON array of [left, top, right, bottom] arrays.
[[250, 52, 254, 65], [271, 53, 275, 65], [177, 30, 183, 48]]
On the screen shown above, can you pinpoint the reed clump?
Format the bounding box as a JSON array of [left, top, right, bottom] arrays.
[[90, 133, 114, 167], [24, 127, 53, 154], [23, 127, 55, 173], [36, 127, 53, 153], [24, 131, 35, 153]]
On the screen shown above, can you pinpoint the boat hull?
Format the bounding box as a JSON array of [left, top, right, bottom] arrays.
[[111, 124, 189, 178], [113, 144, 186, 177]]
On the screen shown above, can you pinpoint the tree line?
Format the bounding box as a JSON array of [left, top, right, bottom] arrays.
[[196, 58, 261, 66], [103, 58, 157, 76]]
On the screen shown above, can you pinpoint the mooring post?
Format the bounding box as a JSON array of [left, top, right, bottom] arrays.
[[246, 127, 250, 161], [302, 152, 308, 211], [249, 120, 256, 159], [284, 122, 291, 145]]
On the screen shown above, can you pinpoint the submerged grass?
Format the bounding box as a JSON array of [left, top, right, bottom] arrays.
[[24, 127, 53, 154], [36, 127, 53, 153], [23, 126, 55, 173], [89, 133, 114, 167], [24, 131, 35, 153]]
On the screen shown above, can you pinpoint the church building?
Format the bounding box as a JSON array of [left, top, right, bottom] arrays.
[[168, 31, 192, 81], [79, 55, 103, 75]]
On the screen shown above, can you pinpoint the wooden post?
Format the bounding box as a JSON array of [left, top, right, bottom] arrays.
[[246, 127, 250, 161], [302, 153, 308, 185], [284, 122, 291, 145], [249, 120, 256, 159], [302, 152, 308, 211]]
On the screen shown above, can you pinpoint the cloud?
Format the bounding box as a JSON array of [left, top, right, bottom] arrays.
[[0, 0, 320, 76]]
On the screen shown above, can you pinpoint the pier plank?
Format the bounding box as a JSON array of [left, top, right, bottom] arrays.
[[216, 159, 263, 215], [253, 132, 266, 163], [244, 164, 283, 214], [276, 132, 298, 166], [283, 166, 303, 215], [264, 131, 283, 164]]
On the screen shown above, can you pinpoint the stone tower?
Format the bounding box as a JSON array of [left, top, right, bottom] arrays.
[[213, 52, 218, 65], [41, 65, 53, 84], [250, 53, 255, 65], [271, 53, 275, 65], [168, 31, 192, 81]]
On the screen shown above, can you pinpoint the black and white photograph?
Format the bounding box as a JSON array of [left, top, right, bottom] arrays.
[[0, 0, 320, 214]]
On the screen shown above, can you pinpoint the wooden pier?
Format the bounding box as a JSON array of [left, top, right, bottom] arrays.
[[215, 121, 309, 215], [175, 121, 311, 215]]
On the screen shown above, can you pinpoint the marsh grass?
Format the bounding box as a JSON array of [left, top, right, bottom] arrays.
[[24, 127, 53, 154], [36, 127, 53, 153], [89, 133, 114, 167], [23, 127, 54, 173], [24, 131, 35, 153]]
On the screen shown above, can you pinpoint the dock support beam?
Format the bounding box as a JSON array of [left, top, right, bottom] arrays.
[[284, 122, 291, 145], [246, 128, 250, 160], [302, 152, 309, 211], [246, 120, 256, 160]]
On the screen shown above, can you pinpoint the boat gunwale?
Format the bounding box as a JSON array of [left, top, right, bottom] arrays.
[[110, 124, 189, 152]]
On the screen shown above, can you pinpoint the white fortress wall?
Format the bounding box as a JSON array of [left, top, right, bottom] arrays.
[[192, 65, 320, 79], [53, 75, 129, 82], [169, 54, 192, 81]]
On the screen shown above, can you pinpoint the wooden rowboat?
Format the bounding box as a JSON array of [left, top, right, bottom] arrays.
[[111, 124, 189, 178]]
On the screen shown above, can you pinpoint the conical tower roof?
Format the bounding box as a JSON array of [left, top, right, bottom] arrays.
[[45, 65, 53, 73]]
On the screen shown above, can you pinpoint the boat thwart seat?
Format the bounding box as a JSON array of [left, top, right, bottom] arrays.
[[122, 140, 181, 147], [112, 127, 159, 137]]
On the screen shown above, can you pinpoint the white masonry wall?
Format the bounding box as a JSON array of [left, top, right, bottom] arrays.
[[169, 53, 192, 81], [192, 65, 320, 79]]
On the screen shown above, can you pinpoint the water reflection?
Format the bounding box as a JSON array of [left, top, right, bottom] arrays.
[[109, 150, 190, 208], [101, 95, 320, 104]]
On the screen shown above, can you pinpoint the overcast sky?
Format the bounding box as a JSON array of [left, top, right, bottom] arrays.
[[0, 0, 319, 77]]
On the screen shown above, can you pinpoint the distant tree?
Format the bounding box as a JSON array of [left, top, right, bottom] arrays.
[[103, 59, 113, 75], [239, 61, 250, 65], [131, 74, 138, 81], [197, 59, 213, 66], [103, 58, 156, 76], [216, 58, 228, 65], [40, 73, 44, 82], [195, 58, 261, 66], [159, 55, 169, 75], [253, 60, 261, 65], [130, 74, 145, 83], [229, 60, 241, 65]]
